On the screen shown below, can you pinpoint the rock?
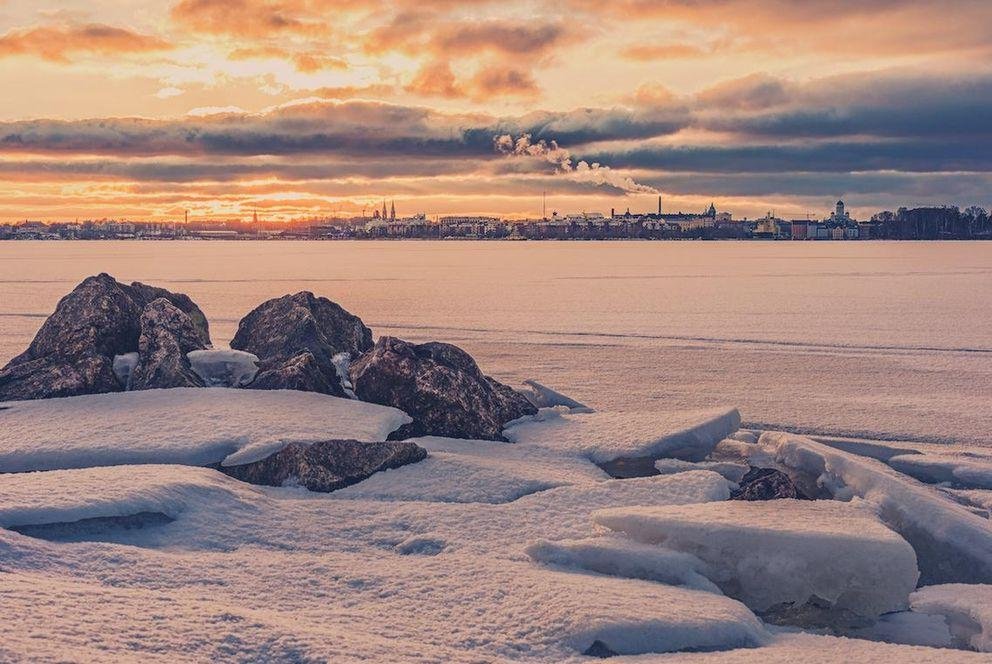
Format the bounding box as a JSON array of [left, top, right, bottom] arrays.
[[247, 351, 339, 394], [128, 281, 211, 347], [130, 299, 207, 390], [220, 439, 427, 492], [731, 466, 809, 501], [0, 274, 211, 401], [349, 337, 537, 440], [231, 292, 372, 397]]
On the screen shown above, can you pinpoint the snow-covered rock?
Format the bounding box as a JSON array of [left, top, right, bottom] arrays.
[[889, 453, 992, 490], [594, 499, 919, 624], [911, 584, 992, 652], [503, 407, 741, 464], [335, 435, 606, 503], [525, 535, 720, 593], [187, 349, 259, 387], [0, 388, 411, 472], [130, 298, 206, 390], [757, 431, 992, 585]]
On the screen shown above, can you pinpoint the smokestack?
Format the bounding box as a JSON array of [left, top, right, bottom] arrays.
[[658, 196, 662, 215]]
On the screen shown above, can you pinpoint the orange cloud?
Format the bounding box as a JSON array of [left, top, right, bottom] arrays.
[[620, 42, 707, 61], [405, 61, 462, 99], [229, 46, 347, 72], [468, 66, 539, 99], [171, 0, 333, 37], [0, 23, 170, 62]]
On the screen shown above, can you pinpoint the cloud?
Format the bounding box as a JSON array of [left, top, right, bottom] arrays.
[[228, 46, 348, 72], [620, 43, 708, 60], [0, 23, 171, 62], [171, 0, 332, 37]]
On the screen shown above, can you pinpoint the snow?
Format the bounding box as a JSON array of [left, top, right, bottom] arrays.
[[889, 453, 992, 490], [0, 387, 411, 472], [503, 407, 741, 463], [518, 380, 592, 412], [945, 489, 992, 515], [525, 535, 721, 593], [112, 351, 139, 389], [0, 461, 757, 661], [187, 348, 259, 387], [335, 435, 607, 503], [756, 432, 992, 585], [654, 458, 749, 483], [593, 499, 919, 621], [618, 631, 992, 662], [911, 584, 992, 652]]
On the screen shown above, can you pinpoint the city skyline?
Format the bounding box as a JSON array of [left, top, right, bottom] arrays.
[[1, 1, 991, 221]]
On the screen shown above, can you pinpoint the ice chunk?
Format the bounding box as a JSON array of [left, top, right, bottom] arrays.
[[336, 435, 606, 503], [654, 458, 749, 483], [331, 352, 356, 398], [729, 430, 758, 444], [517, 380, 592, 412], [187, 349, 259, 387], [944, 489, 992, 516], [0, 465, 262, 539], [757, 431, 992, 585], [525, 535, 720, 593], [112, 352, 139, 389], [889, 453, 992, 490], [594, 499, 919, 622], [503, 406, 741, 463], [845, 610, 954, 649], [911, 584, 992, 652], [0, 388, 411, 472]]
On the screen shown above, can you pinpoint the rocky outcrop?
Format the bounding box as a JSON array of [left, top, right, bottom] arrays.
[[0, 274, 211, 401], [130, 299, 207, 390], [731, 467, 809, 501], [349, 337, 538, 440], [220, 439, 427, 492], [231, 292, 372, 397], [128, 281, 211, 347]]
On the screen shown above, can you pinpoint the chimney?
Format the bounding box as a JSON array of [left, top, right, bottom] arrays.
[[658, 196, 662, 215]]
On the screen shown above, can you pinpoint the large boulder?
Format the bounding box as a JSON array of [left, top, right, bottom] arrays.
[[0, 274, 211, 401], [128, 281, 211, 347], [130, 299, 207, 390], [231, 292, 372, 397], [220, 439, 427, 492], [349, 337, 538, 440]]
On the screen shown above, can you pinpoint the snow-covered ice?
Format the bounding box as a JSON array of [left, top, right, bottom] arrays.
[[503, 407, 741, 463], [187, 348, 259, 387], [335, 435, 607, 503], [911, 584, 992, 652], [654, 458, 749, 483], [0, 388, 411, 472], [756, 432, 992, 585], [594, 499, 919, 621], [525, 535, 721, 593], [517, 380, 592, 412], [889, 452, 992, 490]]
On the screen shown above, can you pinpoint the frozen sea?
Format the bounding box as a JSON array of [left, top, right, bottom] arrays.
[[1, 240, 990, 448]]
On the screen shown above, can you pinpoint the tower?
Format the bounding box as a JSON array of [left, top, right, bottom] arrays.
[[835, 200, 846, 220], [253, 209, 259, 225], [658, 195, 662, 215], [382, 201, 388, 220], [390, 200, 396, 221]]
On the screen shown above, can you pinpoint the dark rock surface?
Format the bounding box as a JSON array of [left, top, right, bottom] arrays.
[[231, 292, 372, 397], [220, 439, 427, 492], [0, 273, 211, 401], [731, 467, 809, 501], [350, 336, 538, 440], [130, 298, 207, 390], [129, 281, 211, 347]]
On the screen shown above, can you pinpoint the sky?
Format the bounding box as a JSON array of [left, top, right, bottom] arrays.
[[0, 0, 990, 222]]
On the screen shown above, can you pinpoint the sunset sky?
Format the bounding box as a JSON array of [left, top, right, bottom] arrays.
[[1, 0, 990, 222]]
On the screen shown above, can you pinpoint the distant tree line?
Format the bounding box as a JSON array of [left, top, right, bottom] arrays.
[[870, 206, 992, 240]]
